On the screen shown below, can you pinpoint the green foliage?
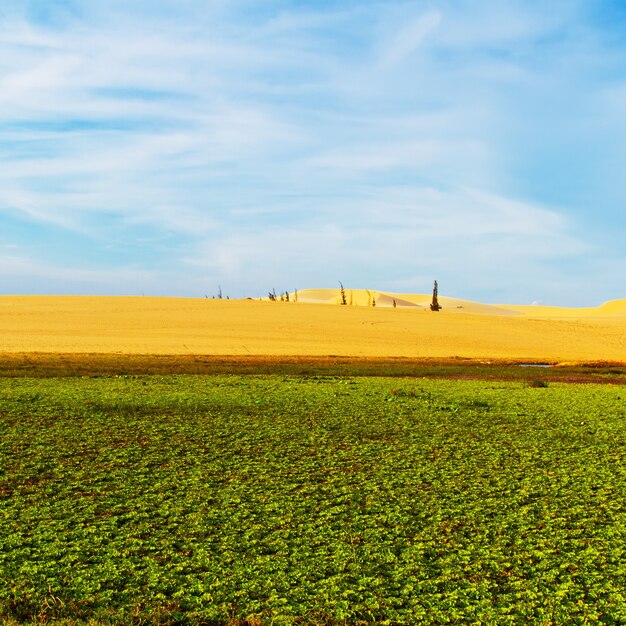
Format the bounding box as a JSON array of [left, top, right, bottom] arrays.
[[339, 282, 347, 305], [430, 280, 442, 311], [1, 376, 625, 624]]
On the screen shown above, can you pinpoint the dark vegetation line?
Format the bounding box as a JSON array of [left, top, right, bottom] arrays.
[[0, 353, 624, 382]]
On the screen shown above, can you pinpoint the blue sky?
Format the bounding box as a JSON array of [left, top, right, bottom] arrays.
[[1, 0, 625, 305]]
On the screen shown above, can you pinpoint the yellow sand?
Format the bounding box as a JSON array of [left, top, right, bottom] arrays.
[[0, 292, 624, 363]]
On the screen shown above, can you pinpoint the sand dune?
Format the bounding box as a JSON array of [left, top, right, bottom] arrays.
[[599, 299, 626, 315], [295, 289, 626, 318], [0, 293, 624, 363], [295, 288, 421, 308], [295, 289, 524, 315], [0, 289, 626, 362], [504, 299, 626, 318]]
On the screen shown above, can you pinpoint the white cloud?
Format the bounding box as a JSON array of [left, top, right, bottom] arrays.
[[0, 1, 623, 305], [0, 250, 153, 291], [176, 183, 584, 301], [377, 10, 441, 67]]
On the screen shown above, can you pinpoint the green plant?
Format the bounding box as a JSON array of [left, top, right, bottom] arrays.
[[430, 280, 442, 311], [339, 282, 347, 305], [2, 375, 624, 623]]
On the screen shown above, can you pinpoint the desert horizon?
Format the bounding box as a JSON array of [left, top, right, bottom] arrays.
[[1, 289, 624, 363], [5, 3, 626, 623]]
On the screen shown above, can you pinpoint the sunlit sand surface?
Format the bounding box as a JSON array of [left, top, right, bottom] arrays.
[[0, 292, 624, 363]]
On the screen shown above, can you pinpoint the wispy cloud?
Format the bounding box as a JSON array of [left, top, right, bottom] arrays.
[[376, 10, 441, 67], [0, 247, 155, 295], [0, 1, 624, 305]]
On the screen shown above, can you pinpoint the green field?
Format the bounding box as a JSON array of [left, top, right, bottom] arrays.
[[1, 373, 626, 624]]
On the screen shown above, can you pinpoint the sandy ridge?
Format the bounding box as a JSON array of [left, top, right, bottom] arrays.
[[293, 288, 626, 317], [0, 293, 624, 363]]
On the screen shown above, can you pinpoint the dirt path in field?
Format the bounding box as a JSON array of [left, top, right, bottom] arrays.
[[0, 353, 624, 383]]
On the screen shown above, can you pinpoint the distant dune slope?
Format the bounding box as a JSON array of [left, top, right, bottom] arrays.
[[0, 294, 624, 362], [294, 289, 626, 317], [505, 299, 626, 318], [296, 289, 626, 317], [294, 288, 510, 312]]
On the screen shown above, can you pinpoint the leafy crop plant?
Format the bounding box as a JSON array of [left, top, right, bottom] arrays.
[[1, 375, 625, 624]]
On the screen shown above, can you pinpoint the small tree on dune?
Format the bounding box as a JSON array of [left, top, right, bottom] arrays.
[[339, 281, 347, 305], [430, 280, 442, 311]]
